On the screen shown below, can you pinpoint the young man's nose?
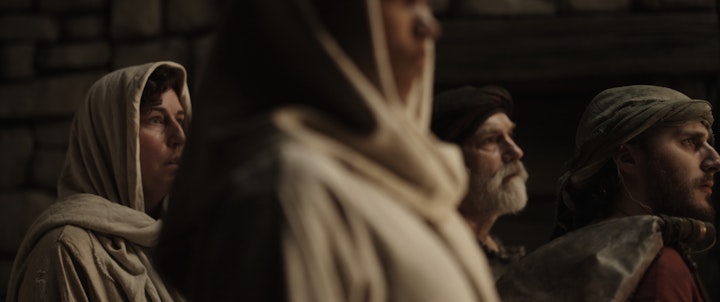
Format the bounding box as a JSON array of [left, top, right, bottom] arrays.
[[701, 143, 720, 173]]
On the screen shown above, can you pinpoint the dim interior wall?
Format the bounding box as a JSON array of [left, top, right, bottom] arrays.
[[1, 0, 719, 301]]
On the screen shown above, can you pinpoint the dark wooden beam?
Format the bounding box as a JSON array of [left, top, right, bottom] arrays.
[[435, 12, 720, 89]]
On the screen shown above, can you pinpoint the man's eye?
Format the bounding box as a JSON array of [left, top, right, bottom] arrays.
[[473, 136, 500, 150], [682, 138, 700, 148], [150, 116, 163, 124]]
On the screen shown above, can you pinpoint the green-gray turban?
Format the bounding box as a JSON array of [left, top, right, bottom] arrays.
[[556, 85, 714, 232]]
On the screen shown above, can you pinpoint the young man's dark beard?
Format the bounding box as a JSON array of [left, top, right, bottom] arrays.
[[645, 156, 715, 223]]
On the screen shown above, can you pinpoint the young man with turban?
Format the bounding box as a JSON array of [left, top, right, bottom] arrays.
[[497, 85, 718, 301]]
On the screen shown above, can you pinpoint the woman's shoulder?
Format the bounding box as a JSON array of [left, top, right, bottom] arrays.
[[32, 224, 96, 254]]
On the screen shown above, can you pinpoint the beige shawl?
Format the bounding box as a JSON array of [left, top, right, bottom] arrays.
[[156, 0, 499, 301], [7, 61, 190, 301]]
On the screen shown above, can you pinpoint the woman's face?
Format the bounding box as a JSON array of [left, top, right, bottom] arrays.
[[139, 89, 186, 215], [381, 0, 440, 101]]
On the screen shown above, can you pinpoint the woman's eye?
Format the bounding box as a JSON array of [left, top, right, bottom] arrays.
[[150, 116, 163, 124]]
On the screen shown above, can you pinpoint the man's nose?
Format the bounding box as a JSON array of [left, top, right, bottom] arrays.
[[502, 137, 523, 163], [701, 143, 720, 174]]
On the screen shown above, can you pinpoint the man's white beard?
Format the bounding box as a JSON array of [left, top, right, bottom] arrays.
[[463, 161, 529, 218]]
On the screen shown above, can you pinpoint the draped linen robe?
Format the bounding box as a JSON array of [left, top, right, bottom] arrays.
[[155, 0, 500, 301]]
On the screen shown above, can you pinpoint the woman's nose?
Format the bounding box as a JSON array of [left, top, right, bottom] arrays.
[[168, 121, 186, 148], [414, 6, 442, 40], [701, 143, 720, 173]]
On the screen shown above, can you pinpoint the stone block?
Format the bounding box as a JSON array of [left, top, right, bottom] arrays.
[[0, 127, 33, 188], [37, 42, 111, 71], [113, 39, 190, 70], [167, 0, 219, 33], [636, 0, 715, 10], [37, 0, 105, 12], [453, 0, 556, 16], [191, 34, 215, 89], [0, 191, 55, 255], [0, 43, 34, 79], [111, 0, 161, 39], [560, 0, 631, 12], [0, 15, 59, 42], [430, 0, 451, 14], [34, 120, 72, 147], [32, 148, 66, 189], [63, 16, 105, 40], [0, 72, 105, 119], [0, 0, 32, 10]]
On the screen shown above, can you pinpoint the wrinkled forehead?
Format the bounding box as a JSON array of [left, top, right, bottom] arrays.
[[463, 112, 515, 146], [475, 112, 515, 132]]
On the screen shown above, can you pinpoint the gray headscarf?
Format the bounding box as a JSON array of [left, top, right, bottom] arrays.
[[555, 85, 714, 235]]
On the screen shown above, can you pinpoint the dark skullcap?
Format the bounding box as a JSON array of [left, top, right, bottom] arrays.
[[431, 85, 514, 144], [555, 85, 714, 233]]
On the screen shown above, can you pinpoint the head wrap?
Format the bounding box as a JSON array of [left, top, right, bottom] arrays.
[[58, 61, 191, 212], [431, 85, 514, 144], [556, 84, 714, 234]]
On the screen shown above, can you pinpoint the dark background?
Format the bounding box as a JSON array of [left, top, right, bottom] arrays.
[[1, 0, 719, 300]]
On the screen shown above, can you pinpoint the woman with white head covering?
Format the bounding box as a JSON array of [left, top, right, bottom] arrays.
[[7, 61, 190, 301], [154, 0, 499, 301]]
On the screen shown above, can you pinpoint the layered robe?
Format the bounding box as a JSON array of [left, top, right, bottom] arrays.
[[154, 0, 500, 301]]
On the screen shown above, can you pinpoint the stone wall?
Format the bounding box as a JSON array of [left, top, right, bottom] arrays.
[[0, 0, 219, 299], [1, 0, 718, 300]]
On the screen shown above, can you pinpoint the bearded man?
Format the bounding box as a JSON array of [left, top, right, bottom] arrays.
[[431, 85, 529, 279], [496, 85, 718, 301]]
